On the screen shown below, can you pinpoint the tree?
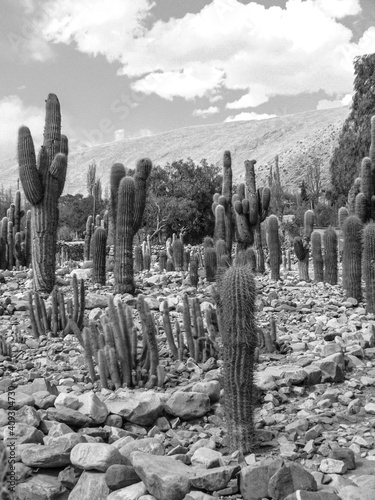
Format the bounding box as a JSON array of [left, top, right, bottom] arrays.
[[330, 53, 375, 199], [143, 159, 222, 243], [58, 194, 107, 238]]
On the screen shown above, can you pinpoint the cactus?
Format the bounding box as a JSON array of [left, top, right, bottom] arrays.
[[110, 163, 126, 241], [166, 259, 174, 272], [0, 218, 8, 270], [162, 300, 178, 359], [348, 178, 361, 215], [91, 227, 107, 285], [293, 209, 315, 282], [203, 236, 214, 248], [134, 245, 143, 272], [204, 247, 217, 282], [342, 215, 363, 301], [183, 249, 190, 271], [338, 207, 348, 230], [267, 215, 281, 281], [7, 221, 14, 270], [363, 222, 375, 313], [311, 231, 324, 282], [323, 227, 338, 285], [159, 250, 167, 271], [235, 247, 256, 271], [217, 265, 258, 453], [143, 250, 151, 270], [18, 94, 68, 293], [190, 252, 199, 287], [114, 160, 152, 294], [355, 192, 368, 223], [84, 215, 93, 261], [14, 190, 24, 234], [172, 237, 184, 271], [25, 210, 31, 267], [214, 204, 226, 242]]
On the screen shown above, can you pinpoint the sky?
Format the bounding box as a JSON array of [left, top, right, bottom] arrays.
[[0, 0, 374, 158]]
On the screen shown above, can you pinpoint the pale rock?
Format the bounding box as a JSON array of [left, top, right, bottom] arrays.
[[14, 472, 69, 500], [191, 381, 221, 402], [21, 444, 71, 468], [107, 482, 148, 500], [104, 390, 164, 426], [0, 392, 35, 410], [190, 447, 223, 469], [76, 392, 108, 424], [319, 458, 347, 474], [54, 392, 80, 410], [71, 443, 123, 471], [164, 391, 210, 420], [69, 471, 110, 500]]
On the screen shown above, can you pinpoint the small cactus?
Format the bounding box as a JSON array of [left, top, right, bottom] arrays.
[[91, 227, 107, 285]]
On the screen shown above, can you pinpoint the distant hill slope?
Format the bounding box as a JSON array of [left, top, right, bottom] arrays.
[[1, 106, 349, 195]]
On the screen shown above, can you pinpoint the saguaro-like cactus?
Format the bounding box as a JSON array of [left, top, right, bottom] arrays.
[[293, 209, 315, 282], [311, 231, 324, 282], [218, 265, 258, 453], [114, 159, 152, 294], [342, 215, 363, 301], [267, 215, 281, 281], [363, 222, 375, 313], [18, 93, 68, 292], [323, 227, 338, 285], [92, 227, 107, 285]]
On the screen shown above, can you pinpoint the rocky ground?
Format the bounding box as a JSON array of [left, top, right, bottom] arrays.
[[1, 255, 375, 500]]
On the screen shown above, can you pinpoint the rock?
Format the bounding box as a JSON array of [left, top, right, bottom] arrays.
[[131, 451, 193, 500], [105, 464, 141, 491], [268, 462, 317, 500], [190, 447, 223, 468], [69, 268, 92, 280], [33, 391, 57, 409], [14, 472, 69, 500], [15, 405, 41, 427], [76, 392, 109, 424], [328, 448, 355, 470], [104, 390, 164, 426], [255, 371, 277, 391], [339, 486, 365, 500], [284, 491, 341, 499], [319, 458, 347, 474], [3, 423, 44, 444], [240, 459, 284, 500], [190, 465, 239, 492], [68, 471, 110, 500], [58, 465, 83, 490], [16, 378, 58, 396], [21, 444, 71, 468], [70, 443, 123, 471], [313, 353, 345, 383], [364, 402, 375, 414], [47, 407, 92, 427], [85, 293, 108, 309], [44, 432, 86, 451], [54, 392, 80, 410], [164, 391, 210, 419], [118, 437, 164, 466], [107, 482, 148, 499], [0, 391, 35, 410], [191, 381, 221, 402]]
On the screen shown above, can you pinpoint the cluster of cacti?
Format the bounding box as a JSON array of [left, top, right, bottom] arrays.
[[267, 215, 281, 280], [212, 151, 234, 258], [0, 192, 31, 271], [111, 159, 152, 294], [216, 264, 258, 453], [0, 334, 12, 358], [293, 209, 315, 281], [28, 274, 85, 338], [232, 160, 271, 271], [18, 94, 68, 293]]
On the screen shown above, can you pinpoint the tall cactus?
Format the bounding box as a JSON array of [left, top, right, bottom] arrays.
[[218, 265, 258, 453], [0, 218, 8, 270], [362, 222, 375, 313], [114, 159, 152, 294], [267, 215, 281, 281], [293, 209, 314, 282], [18, 94, 68, 292], [311, 231, 324, 282], [212, 151, 233, 257], [323, 227, 338, 285], [342, 215, 363, 301], [92, 227, 107, 285]]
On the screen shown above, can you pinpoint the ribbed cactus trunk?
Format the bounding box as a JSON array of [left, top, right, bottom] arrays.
[[218, 265, 257, 453], [342, 215, 363, 301], [92, 227, 107, 285], [363, 222, 375, 313], [18, 94, 68, 293], [323, 227, 338, 285], [311, 231, 324, 282], [267, 215, 280, 281]]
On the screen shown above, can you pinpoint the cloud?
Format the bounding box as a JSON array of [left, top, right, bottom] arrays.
[[224, 112, 277, 122], [316, 93, 353, 110], [33, 0, 375, 103], [193, 106, 220, 118], [0, 95, 45, 157]]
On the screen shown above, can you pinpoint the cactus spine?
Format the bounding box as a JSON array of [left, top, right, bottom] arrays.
[[18, 94, 68, 292], [311, 231, 324, 282], [323, 227, 338, 285], [91, 227, 107, 285], [267, 215, 281, 281], [204, 247, 217, 282], [342, 215, 363, 301], [363, 222, 375, 313], [218, 265, 258, 453]]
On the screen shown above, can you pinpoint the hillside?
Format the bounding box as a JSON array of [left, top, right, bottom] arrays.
[[1, 106, 349, 195]]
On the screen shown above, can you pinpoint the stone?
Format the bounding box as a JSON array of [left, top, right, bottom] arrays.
[[33, 391, 57, 409], [190, 447, 223, 468], [118, 437, 164, 466], [15, 378, 58, 396], [164, 391, 210, 420], [328, 448, 355, 470], [240, 460, 284, 500], [3, 423, 44, 445], [104, 390, 164, 426], [191, 381, 221, 402], [54, 392, 80, 410], [255, 371, 277, 391], [190, 465, 238, 492], [364, 403, 375, 414], [313, 353, 344, 383], [284, 492, 341, 500], [319, 458, 347, 474], [76, 392, 109, 424], [58, 465, 83, 490], [44, 432, 86, 451], [107, 482, 148, 500], [14, 472, 69, 500], [131, 451, 193, 500], [268, 462, 317, 500], [339, 486, 364, 500], [68, 471, 110, 500], [21, 444, 71, 468], [47, 407, 92, 427], [0, 391, 35, 410], [70, 443, 123, 471], [105, 464, 141, 491], [15, 406, 41, 427]]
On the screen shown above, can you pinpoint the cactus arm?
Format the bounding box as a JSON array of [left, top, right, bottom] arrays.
[[18, 127, 44, 205]]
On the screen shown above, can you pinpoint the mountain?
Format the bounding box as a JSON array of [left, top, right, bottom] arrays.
[[1, 106, 349, 195]]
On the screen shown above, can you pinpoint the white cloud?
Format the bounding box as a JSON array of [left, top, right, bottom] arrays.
[[316, 93, 353, 110], [193, 106, 220, 118], [224, 112, 277, 122], [32, 0, 375, 103], [0, 95, 45, 157]]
